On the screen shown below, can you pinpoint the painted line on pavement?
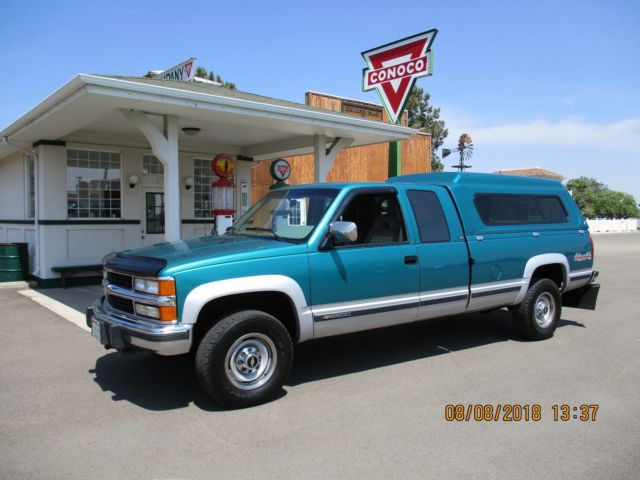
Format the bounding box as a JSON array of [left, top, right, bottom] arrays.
[[18, 289, 90, 332]]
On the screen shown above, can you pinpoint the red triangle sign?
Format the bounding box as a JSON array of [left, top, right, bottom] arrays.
[[362, 30, 437, 124], [184, 61, 193, 79]]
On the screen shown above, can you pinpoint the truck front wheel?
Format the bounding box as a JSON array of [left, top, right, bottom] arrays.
[[512, 278, 561, 340], [195, 310, 293, 408]]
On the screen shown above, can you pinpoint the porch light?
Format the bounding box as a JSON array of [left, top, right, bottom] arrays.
[[128, 174, 139, 189], [182, 127, 201, 136], [184, 176, 194, 190]]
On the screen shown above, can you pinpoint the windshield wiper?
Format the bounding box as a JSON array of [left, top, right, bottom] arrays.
[[244, 227, 280, 239]]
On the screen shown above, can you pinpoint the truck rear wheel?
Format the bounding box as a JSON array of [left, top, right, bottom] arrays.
[[195, 310, 293, 408], [512, 278, 561, 340]]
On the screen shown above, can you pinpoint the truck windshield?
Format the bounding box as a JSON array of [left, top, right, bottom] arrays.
[[228, 188, 339, 242]]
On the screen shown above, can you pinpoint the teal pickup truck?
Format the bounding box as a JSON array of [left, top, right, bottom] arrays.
[[87, 173, 599, 408]]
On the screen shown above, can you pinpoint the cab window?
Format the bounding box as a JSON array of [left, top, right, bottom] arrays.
[[335, 192, 407, 246]]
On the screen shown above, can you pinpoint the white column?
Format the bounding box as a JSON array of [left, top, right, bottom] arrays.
[[313, 135, 353, 183], [119, 109, 181, 242]]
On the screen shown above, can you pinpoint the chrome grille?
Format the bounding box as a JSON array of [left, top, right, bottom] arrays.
[[107, 271, 133, 290]]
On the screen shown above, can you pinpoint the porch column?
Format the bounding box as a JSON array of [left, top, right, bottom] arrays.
[[313, 135, 353, 182], [119, 109, 181, 242]]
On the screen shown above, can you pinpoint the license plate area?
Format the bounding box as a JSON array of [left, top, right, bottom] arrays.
[[91, 319, 103, 343]]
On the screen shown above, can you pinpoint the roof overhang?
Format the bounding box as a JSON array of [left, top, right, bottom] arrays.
[[0, 74, 417, 161]]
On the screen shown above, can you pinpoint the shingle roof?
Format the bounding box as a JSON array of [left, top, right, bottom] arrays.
[[96, 75, 372, 122]]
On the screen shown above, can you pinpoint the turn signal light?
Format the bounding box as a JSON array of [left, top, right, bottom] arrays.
[[159, 306, 177, 322], [158, 280, 176, 296]]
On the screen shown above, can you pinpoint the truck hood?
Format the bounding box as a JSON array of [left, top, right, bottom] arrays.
[[105, 235, 307, 276]]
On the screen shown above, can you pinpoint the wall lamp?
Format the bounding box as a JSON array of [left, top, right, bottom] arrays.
[[128, 174, 139, 189], [184, 176, 194, 190], [182, 127, 201, 137]]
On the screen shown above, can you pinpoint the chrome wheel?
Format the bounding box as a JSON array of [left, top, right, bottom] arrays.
[[534, 292, 556, 328], [225, 333, 277, 390]]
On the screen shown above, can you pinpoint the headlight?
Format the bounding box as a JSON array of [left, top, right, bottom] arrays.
[[135, 303, 160, 319], [133, 277, 176, 296], [134, 277, 159, 295], [134, 302, 177, 322]]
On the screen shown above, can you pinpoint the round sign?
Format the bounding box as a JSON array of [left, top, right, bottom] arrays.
[[211, 154, 235, 178], [270, 158, 291, 181]]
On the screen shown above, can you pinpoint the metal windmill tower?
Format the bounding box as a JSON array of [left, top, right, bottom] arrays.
[[442, 133, 474, 171]]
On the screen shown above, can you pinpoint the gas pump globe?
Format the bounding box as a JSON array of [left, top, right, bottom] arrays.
[[211, 154, 235, 235]]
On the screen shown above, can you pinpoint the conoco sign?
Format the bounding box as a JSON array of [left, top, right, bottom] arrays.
[[362, 29, 437, 124]]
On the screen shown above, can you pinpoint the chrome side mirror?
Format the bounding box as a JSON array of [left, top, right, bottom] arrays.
[[330, 221, 358, 244]]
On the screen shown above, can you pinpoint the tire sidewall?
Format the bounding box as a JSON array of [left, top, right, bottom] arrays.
[[517, 279, 561, 340], [196, 311, 293, 408]]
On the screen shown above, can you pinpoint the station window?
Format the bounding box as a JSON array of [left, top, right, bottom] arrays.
[[66, 149, 121, 218], [474, 194, 569, 225], [194, 159, 213, 218], [143, 154, 164, 175]]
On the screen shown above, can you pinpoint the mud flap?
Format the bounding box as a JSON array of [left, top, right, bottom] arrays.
[[562, 284, 600, 310]]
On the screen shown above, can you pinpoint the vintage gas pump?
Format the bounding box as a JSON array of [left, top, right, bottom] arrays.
[[211, 154, 235, 235]]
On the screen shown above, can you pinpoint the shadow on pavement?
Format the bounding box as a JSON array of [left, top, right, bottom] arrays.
[[36, 285, 103, 314], [90, 352, 225, 412], [89, 310, 584, 411]]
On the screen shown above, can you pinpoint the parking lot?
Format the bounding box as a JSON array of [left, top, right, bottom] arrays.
[[1, 232, 638, 479]]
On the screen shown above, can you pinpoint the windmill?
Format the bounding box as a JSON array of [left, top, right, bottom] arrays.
[[442, 133, 474, 171]]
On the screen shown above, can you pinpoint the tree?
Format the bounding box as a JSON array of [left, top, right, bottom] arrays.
[[405, 86, 448, 172], [195, 66, 237, 90], [566, 176, 639, 218]]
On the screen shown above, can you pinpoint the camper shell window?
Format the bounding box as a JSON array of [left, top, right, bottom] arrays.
[[474, 193, 569, 226]]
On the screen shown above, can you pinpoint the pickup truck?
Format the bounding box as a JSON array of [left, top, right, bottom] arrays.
[[87, 172, 599, 408]]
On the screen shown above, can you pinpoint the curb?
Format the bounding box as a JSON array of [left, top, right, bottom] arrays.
[[17, 289, 90, 332]]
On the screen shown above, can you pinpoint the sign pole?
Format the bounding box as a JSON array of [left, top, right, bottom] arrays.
[[388, 141, 401, 178]]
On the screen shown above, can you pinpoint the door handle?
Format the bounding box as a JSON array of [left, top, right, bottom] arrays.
[[404, 255, 418, 265]]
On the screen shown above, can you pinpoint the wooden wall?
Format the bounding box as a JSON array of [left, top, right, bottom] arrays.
[[251, 92, 431, 203], [251, 134, 431, 203]]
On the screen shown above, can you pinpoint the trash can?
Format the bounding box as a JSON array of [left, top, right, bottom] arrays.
[[0, 243, 25, 282]]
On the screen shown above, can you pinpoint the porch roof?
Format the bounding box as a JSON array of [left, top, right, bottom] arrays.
[[0, 74, 416, 161]]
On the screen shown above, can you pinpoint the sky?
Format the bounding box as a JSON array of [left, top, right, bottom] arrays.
[[1, 0, 639, 201]]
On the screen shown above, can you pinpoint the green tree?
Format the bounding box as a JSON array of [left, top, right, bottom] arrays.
[[566, 177, 639, 218], [194, 66, 237, 90], [405, 86, 448, 172]]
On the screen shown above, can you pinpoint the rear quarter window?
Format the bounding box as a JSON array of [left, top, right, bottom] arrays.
[[407, 190, 451, 243], [474, 194, 569, 225]]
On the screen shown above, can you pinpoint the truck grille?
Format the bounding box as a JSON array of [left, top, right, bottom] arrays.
[[107, 294, 134, 314], [107, 271, 133, 290]]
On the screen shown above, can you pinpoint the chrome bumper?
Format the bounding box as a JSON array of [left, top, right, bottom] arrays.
[[87, 297, 192, 356]]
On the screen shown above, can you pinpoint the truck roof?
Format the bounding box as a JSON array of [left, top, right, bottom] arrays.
[[285, 172, 563, 191], [388, 172, 563, 189]]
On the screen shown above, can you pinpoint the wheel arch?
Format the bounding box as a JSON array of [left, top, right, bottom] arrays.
[[513, 254, 569, 304], [181, 275, 312, 344]]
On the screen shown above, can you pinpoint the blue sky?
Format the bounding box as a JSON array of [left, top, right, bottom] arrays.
[[2, 0, 639, 201]]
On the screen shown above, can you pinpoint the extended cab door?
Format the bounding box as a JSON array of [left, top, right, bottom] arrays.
[[309, 187, 420, 338], [405, 188, 470, 320]]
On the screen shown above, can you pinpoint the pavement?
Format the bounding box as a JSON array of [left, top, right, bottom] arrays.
[[0, 232, 639, 479]]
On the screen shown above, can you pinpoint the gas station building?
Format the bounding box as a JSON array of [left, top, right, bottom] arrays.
[[0, 72, 430, 286]]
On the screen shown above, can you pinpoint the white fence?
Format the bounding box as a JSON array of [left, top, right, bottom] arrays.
[[586, 218, 639, 233]]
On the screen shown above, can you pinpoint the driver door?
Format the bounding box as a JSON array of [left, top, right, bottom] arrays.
[[308, 188, 419, 338]]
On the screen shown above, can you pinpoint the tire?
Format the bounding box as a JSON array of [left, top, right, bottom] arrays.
[[512, 278, 561, 340], [195, 310, 293, 408]]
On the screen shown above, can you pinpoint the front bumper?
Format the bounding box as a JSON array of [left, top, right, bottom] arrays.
[[86, 297, 192, 356]]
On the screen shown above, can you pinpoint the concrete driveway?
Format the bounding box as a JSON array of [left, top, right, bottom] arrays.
[[1, 233, 638, 479]]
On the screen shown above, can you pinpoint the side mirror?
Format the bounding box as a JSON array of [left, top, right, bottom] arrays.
[[330, 221, 358, 244]]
